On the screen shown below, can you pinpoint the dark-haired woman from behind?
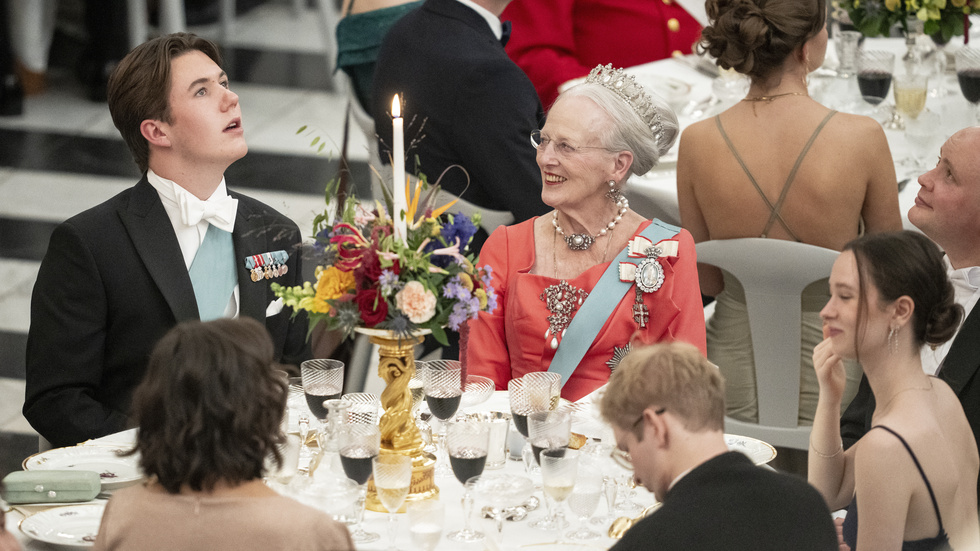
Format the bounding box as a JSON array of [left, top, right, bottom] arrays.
[[677, 0, 902, 427], [809, 231, 979, 550], [93, 318, 354, 551]]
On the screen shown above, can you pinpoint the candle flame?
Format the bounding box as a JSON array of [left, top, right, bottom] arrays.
[[391, 94, 401, 118]]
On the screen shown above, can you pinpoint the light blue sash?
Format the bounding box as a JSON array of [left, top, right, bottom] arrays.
[[547, 219, 681, 388], [189, 224, 237, 321]]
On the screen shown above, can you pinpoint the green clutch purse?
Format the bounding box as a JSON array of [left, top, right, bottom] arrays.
[[2, 470, 101, 504]]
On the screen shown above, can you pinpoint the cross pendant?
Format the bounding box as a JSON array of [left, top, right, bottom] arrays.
[[632, 303, 649, 328]]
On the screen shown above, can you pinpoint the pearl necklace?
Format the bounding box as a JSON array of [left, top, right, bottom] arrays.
[[553, 197, 629, 251]]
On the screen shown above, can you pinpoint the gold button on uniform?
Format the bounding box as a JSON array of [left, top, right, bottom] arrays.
[[667, 18, 680, 32], [672, 50, 683, 58], [662, 0, 672, 4]]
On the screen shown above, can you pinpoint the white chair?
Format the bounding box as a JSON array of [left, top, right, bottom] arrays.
[[696, 238, 839, 450]]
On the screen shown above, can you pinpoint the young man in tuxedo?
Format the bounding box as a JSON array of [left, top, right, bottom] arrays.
[[841, 126, 980, 505], [601, 342, 837, 551], [25, 33, 310, 448]]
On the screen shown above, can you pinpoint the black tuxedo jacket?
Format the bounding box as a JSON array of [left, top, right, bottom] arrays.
[[372, 0, 549, 228], [610, 452, 837, 551], [841, 304, 980, 501], [25, 177, 311, 447]]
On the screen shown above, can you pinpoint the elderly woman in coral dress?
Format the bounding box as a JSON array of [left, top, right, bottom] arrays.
[[465, 65, 706, 402]]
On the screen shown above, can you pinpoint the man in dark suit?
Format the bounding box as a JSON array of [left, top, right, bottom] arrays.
[[24, 33, 310, 448], [600, 342, 837, 551], [372, 0, 549, 252], [841, 126, 980, 504]]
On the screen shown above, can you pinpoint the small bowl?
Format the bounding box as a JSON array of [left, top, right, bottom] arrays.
[[461, 375, 495, 408]]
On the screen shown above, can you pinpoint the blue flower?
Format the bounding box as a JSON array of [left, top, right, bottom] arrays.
[[441, 213, 478, 251], [448, 302, 470, 331], [480, 265, 493, 287], [485, 287, 498, 312], [442, 279, 465, 300], [313, 227, 332, 253], [379, 269, 400, 295]]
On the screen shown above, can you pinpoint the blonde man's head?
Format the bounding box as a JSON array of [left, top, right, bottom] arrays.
[[600, 342, 725, 438]]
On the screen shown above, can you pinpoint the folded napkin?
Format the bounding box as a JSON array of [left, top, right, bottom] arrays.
[[2, 470, 101, 504]]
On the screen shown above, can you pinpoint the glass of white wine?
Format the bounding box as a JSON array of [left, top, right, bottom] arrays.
[[408, 499, 444, 551], [533, 448, 578, 532], [893, 72, 929, 129], [372, 454, 413, 551]]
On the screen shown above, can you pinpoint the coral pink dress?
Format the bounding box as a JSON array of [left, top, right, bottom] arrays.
[[466, 218, 706, 401]]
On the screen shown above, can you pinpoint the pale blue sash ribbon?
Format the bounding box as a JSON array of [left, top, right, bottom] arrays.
[[188, 224, 237, 321], [547, 219, 681, 388]]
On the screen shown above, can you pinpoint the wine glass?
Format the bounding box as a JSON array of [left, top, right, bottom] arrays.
[[527, 410, 571, 466], [891, 72, 929, 130], [408, 365, 425, 418], [956, 46, 980, 123], [446, 418, 490, 542], [301, 359, 344, 421], [423, 360, 462, 476], [338, 423, 381, 544], [342, 392, 380, 425], [508, 378, 531, 440], [566, 454, 603, 540], [533, 448, 579, 532], [408, 499, 444, 551], [372, 454, 413, 551], [903, 109, 942, 170], [857, 50, 895, 120], [522, 371, 561, 412]]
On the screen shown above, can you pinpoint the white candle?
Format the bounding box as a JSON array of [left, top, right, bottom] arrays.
[[391, 94, 407, 241]]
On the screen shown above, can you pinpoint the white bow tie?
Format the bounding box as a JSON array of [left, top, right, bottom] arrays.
[[178, 192, 238, 232]]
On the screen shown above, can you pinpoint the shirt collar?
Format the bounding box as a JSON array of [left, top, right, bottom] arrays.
[[455, 0, 502, 39], [147, 169, 230, 212], [945, 255, 980, 289]]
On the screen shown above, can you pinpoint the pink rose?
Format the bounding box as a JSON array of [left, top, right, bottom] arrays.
[[395, 281, 437, 323]]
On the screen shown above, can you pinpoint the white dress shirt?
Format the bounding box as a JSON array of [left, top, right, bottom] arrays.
[[455, 0, 502, 39], [920, 256, 980, 375], [146, 169, 240, 317]]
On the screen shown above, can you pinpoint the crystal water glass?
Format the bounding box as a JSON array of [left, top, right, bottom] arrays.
[[373, 454, 413, 551], [408, 499, 444, 551], [342, 392, 380, 425], [566, 455, 603, 540]]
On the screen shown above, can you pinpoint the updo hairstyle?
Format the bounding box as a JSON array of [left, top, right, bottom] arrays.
[[129, 317, 289, 494], [699, 0, 826, 82], [559, 82, 678, 178], [846, 231, 962, 349]]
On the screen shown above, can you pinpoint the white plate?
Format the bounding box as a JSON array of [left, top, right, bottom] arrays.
[[725, 434, 777, 465], [20, 504, 105, 548], [23, 446, 143, 490]]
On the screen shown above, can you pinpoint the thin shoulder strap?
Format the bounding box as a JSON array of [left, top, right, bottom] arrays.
[[762, 109, 838, 241], [714, 115, 783, 233], [345, 0, 357, 16], [870, 425, 945, 532]]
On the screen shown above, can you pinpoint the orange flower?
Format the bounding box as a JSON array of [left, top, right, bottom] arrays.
[[313, 266, 356, 313]]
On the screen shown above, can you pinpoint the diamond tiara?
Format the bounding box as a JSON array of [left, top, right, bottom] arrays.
[[585, 64, 664, 142]]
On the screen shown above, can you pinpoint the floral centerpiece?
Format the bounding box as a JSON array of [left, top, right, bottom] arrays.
[[841, 0, 979, 40], [271, 176, 496, 347]]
